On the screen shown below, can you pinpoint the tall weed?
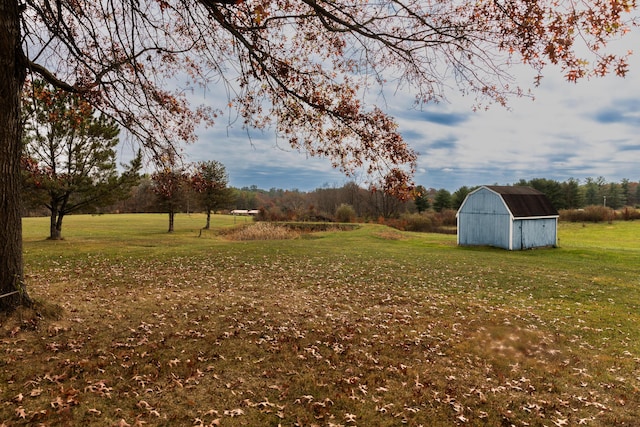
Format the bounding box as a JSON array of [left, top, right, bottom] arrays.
[[225, 222, 300, 240]]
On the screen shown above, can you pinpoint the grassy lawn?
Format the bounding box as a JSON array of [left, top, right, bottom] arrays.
[[2, 214, 640, 426]]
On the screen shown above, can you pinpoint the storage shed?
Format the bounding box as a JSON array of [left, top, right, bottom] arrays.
[[457, 186, 559, 250]]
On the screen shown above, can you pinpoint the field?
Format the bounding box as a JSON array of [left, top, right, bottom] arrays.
[[2, 214, 640, 426]]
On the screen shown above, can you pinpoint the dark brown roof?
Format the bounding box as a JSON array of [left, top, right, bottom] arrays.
[[485, 186, 559, 218]]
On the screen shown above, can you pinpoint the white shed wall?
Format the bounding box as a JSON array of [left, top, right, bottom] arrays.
[[457, 188, 511, 249]]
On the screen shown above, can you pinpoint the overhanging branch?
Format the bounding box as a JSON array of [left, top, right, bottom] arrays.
[[25, 57, 78, 92]]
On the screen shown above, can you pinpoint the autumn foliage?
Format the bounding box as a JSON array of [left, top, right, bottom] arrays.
[[151, 166, 189, 232], [17, 0, 638, 197]]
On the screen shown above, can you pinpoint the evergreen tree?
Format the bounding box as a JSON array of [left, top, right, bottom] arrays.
[[413, 185, 430, 213], [561, 178, 583, 209], [433, 189, 452, 212], [526, 178, 565, 209], [21, 81, 141, 240], [452, 186, 472, 210], [583, 178, 600, 206], [606, 182, 623, 209], [620, 178, 630, 207]]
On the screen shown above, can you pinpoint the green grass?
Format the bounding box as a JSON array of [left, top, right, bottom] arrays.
[[2, 214, 640, 426]]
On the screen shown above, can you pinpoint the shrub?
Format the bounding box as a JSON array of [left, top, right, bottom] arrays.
[[335, 204, 356, 223], [620, 206, 640, 221], [379, 210, 458, 234], [256, 206, 290, 222], [559, 205, 615, 222], [400, 213, 434, 232], [439, 209, 458, 226]]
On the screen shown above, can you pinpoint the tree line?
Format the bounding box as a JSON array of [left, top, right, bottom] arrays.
[[231, 177, 639, 219], [23, 168, 640, 232]]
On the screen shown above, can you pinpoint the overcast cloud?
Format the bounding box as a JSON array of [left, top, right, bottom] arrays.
[[170, 29, 640, 192]]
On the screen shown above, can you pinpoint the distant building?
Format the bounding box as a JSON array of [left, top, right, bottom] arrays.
[[457, 186, 559, 250], [230, 209, 260, 216]]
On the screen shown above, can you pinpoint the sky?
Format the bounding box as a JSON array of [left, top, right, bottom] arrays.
[[155, 27, 640, 193]]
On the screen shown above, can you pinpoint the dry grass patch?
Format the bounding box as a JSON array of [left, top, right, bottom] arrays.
[[223, 222, 300, 241]]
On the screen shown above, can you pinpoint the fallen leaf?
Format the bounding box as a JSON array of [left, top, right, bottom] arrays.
[[15, 406, 27, 419], [223, 408, 244, 417]]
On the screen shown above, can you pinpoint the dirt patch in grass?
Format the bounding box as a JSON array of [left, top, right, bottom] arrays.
[[0, 300, 63, 336]]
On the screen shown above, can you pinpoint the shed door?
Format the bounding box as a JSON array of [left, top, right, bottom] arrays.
[[513, 220, 523, 250], [521, 221, 530, 249], [515, 220, 535, 250], [520, 219, 553, 249]]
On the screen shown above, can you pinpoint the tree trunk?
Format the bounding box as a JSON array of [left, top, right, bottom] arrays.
[[49, 202, 58, 239], [49, 208, 63, 240], [168, 210, 175, 233], [56, 212, 65, 238], [0, 0, 30, 311], [205, 209, 211, 230]]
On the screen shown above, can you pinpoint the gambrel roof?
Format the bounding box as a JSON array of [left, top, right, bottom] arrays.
[[485, 186, 559, 218]]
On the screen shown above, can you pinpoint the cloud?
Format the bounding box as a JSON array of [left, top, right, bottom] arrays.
[[396, 107, 470, 126], [230, 164, 348, 190], [620, 143, 640, 152], [592, 98, 640, 126], [398, 128, 424, 141], [427, 137, 458, 151]]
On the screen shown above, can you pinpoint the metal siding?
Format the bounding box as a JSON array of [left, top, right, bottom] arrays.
[[458, 188, 511, 249], [512, 218, 557, 249], [512, 219, 522, 250]]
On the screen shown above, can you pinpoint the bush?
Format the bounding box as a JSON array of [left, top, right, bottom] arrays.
[[400, 213, 434, 232], [375, 210, 458, 234], [439, 209, 458, 226], [335, 204, 356, 223], [255, 206, 292, 222], [559, 205, 615, 222], [620, 206, 640, 221]]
